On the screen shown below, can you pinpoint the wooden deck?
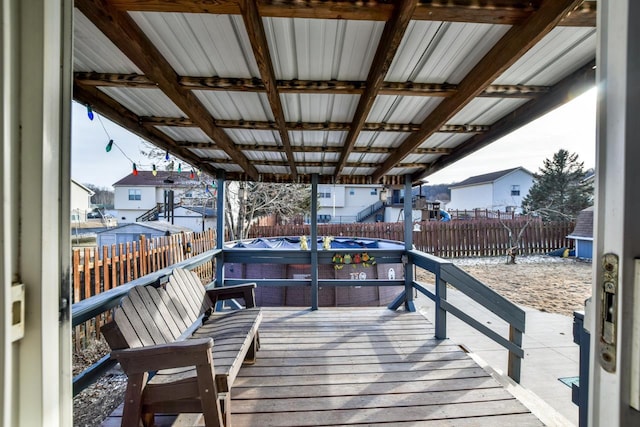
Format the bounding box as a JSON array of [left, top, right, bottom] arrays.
[[103, 307, 543, 426]]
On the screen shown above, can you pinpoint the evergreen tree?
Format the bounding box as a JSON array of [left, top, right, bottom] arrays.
[[522, 149, 593, 221]]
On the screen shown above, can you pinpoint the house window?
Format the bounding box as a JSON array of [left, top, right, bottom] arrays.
[[128, 189, 141, 201], [370, 189, 377, 195], [319, 192, 331, 198], [511, 185, 520, 196], [349, 189, 355, 196]]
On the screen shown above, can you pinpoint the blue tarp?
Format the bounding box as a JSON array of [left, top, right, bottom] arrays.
[[229, 237, 404, 250]]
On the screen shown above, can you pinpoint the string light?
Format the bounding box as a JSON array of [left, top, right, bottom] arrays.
[[178, 163, 182, 173], [165, 151, 170, 161], [87, 105, 94, 121], [105, 139, 114, 152], [152, 164, 157, 176], [132, 163, 138, 176], [197, 169, 202, 177], [190, 169, 195, 179]]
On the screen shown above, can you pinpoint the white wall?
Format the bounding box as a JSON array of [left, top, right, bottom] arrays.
[[70, 181, 92, 221], [317, 185, 383, 222], [448, 183, 493, 210], [114, 185, 157, 212], [492, 169, 534, 211], [116, 208, 147, 223], [172, 206, 215, 232]]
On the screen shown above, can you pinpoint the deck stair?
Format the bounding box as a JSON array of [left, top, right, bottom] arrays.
[[356, 200, 385, 222]]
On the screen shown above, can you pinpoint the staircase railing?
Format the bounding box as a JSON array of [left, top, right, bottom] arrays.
[[356, 200, 384, 222]]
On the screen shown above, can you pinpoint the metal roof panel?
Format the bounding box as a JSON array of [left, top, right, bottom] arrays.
[[130, 12, 259, 78], [98, 87, 186, 117], [74, 10, 142, 73], [156, 126, 212, 143], [281, 94, 359, 122], [193, 91, 274, 121]]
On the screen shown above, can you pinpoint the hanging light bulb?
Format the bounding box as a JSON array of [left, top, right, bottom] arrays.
[[190, 169, 195, 179], [105, 139, 113, 152], [132, 163, 138, 176], [165, 151, 170, 161], [152, 164, 157, 176], [178, 163, 182, 173], [205, 184, 210, 193], [197, 169, 202, 177], [87, 105, 94, 121]]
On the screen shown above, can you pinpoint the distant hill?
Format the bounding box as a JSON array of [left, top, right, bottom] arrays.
[[413, 184, 451, 202]]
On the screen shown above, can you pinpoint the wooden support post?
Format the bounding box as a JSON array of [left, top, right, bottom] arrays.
[[403, 175, 415, 312], [215, 171, 225, 286], [508, 325, 523, 383], [310, 173, 319, 310]]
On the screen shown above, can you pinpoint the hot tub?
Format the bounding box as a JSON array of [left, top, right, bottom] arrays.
[[224, 237, 405, 307]]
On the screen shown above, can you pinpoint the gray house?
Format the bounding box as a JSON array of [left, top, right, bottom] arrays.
[[96, 221, 192, 248]]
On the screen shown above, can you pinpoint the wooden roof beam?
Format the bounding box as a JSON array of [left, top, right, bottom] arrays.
[[239, 0, 297, 179], [75, 0, 260, 180], [73, 82, 215, 175], [201, 158, 426, 169], [141, 117, 489, 133], [75, 72, 550, 98], [371, 0, 585, 182], [108, 0, 596, 27], [334, 0, 416, 179], [413, 59, 595, 182], [177, 141, 453, 155]]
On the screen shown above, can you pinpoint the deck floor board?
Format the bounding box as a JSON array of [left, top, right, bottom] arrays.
[[102, 307, 543, 426]]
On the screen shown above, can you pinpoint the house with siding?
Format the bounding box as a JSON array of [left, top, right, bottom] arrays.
[[70, 179, 94, 222], [448, 167, 534, 213], [317, 184, 386, 223], [113, 171, 212, 224]]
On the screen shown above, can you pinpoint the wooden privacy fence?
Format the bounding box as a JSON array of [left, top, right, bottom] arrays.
[[72, 229, 216, 350], [248, 220, 575, 258]]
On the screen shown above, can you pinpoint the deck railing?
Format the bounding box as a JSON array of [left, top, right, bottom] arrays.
[[407, 249, 526, 382], [72, 245, 526, 395]]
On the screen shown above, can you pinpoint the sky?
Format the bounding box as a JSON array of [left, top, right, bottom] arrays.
[[71, 88, 597, 189]]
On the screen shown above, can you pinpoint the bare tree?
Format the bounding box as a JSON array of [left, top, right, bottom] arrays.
[[500, 207, 572, 264]]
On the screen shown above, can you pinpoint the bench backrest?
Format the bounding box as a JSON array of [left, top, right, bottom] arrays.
[[113, 269, 212, 349]]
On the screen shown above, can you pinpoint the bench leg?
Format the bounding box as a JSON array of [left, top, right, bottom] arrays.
[[122, 372, 148, 427], [196, 362, 224, 427], [244, 334, 258, 365], [219, 392, 231, 427]]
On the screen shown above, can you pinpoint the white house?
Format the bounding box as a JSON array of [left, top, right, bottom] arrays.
[[113, 171, 213, 224], [70, 179, 94, 222], [448, 167, 534, 213], [317, 184, 385, 223], [172, 206, 217, 232]]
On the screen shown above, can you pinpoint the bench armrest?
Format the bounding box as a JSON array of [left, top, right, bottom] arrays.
[[111, 338, 213, 375], [206, 283, 257, 308]]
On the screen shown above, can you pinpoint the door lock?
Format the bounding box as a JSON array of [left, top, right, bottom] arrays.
[[599, 253, 618, 372]]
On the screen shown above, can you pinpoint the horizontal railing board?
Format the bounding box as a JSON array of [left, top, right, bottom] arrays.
[[439, 263, 525, 332], [413, 282, 436, 302], [224, 279, 405, 287], [440, 299, 525, 358], [408, 249, 451, 272]]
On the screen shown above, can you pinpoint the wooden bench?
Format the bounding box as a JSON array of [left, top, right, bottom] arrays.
[[102, 268, 262, 427]]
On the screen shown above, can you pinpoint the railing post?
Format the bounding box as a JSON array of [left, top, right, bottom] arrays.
[[310, 174, 319, 310], [508, 325, 523, 382], [435, 266, 447, 339], [215, 171, 225, 291], [403, 175, 415, 312]]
